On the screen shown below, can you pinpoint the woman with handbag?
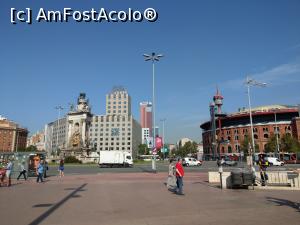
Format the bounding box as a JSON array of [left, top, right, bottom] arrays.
[[167, 159, 176, 192]]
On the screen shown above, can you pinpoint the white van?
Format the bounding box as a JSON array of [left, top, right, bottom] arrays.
[[265, 157, 284, 166]]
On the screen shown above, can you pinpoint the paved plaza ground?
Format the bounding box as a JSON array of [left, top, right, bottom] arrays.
[[0, 172, 299, 225]]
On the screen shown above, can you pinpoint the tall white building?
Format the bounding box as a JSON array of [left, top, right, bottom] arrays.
[[142, 128, 150, 143], [90, 87, 141, 158], [106, 86, 131, 116], [45, 117, 68, 155]]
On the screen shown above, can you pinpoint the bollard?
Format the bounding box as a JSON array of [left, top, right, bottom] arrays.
[[219, 165, 223, 189]]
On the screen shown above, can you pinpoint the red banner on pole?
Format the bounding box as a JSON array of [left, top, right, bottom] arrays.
[[155, 136, 163, 149]]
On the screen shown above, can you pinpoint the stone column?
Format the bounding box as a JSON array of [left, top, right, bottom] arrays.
[[68, 120, 73, 148], [82, 118, 86, 148]]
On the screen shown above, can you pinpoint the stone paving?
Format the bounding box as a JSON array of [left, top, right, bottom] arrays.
[[0, 172, 299, 225]]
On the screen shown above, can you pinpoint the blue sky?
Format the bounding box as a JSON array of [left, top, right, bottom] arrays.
[[1, 0, 300, 143]]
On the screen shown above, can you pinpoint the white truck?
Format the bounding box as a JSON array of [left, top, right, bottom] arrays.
[[99, 151, 133, 167]]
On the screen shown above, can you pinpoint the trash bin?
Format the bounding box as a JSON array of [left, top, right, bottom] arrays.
[[243, 171, 254, 186], [231, 171, 243, 187]]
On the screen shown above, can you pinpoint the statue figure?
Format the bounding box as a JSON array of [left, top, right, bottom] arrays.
[[76, 93, 90, 113], [71, 132, 80, 147], [70, 123, 81, 148], [69, 103, 75, 112]]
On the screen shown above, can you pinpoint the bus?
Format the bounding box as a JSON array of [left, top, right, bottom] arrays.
[[280, 153, 300, 164]]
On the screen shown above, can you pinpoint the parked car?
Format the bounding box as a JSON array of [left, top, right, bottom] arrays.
[[183, 157, 202, 167], [265, 157, 284, 166], [221, 157, 238, 166]]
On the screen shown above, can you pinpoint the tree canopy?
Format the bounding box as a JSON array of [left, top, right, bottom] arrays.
[[175, 141, 198, 157], [264, 135, 278, 153], [280, 134, 300, 153], [264, 133, 300, 153], [138, 144, 149, 155]]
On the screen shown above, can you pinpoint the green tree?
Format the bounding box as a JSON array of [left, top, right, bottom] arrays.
[[241, 136, 250, 153], [175, 141, 198, 157], [138, 144, 149, 155], [175, 147, 185, 157], [57, 148, 61, 156], [281, 134, 300, 153], [240, 136, 259, 155], [264, 135, 277, 153], [19, 145, 38, 152], [183, 141, 198, 155]]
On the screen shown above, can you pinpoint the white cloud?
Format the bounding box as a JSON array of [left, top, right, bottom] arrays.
[[222, 61, 300, 90], [289, 43, 300, 50]]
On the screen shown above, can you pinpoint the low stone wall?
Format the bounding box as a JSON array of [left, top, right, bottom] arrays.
[[208, 172, 230, 183], [208, 171, 300, 189]]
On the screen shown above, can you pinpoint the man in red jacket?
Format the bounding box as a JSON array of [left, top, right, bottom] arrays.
[[175, 158, 185, 195]]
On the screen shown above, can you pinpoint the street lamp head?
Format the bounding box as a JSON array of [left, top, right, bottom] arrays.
[[143, 52, 164, 62], [245, 77, 267, 87], [143, 54, 152, 61], [261, 82, 267, 87], [55, 106, 64, 110], [154, 54, 164, 61]]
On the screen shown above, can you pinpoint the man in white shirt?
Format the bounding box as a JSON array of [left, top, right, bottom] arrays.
[[17, 162, 27, 180], [5, 159, 13, 186]]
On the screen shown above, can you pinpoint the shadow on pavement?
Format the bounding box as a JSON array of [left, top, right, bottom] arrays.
[[28, 183, 87, 225], [136, 165, 156, 173], [192, 181, 222, 189], [33, 204, 53, 208], [266, 197, 300, 212]]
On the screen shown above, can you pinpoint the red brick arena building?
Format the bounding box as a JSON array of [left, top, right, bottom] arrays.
[[200, 92, 300, 159]]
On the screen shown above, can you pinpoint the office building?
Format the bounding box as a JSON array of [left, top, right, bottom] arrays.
[[90, 87, 141, 158]]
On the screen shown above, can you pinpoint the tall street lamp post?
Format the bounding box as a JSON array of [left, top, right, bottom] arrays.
[[15, 130, 19, 152], [273, 110, 280, 159], [143, 52, 163, 172], [245, 77, 266, 166], [55, 106, 64, 157]]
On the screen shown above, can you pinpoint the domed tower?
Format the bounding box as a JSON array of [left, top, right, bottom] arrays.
[[213, 87, 223, 114], [212, 87, 225, 157]]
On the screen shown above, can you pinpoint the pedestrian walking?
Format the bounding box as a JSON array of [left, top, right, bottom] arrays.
[[17, 161, 27, 180], [36, 160, 44, 183], [258, 154, 269, 186], [5, 159, 13, 187], [175, 158, 185, 195], [166, 159, 176, 192], [58, 159, 65, 178]]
